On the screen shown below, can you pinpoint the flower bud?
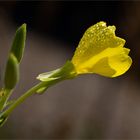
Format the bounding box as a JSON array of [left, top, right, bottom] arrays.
[[4, 53, 19, 89], [11, 23, 26, 63]]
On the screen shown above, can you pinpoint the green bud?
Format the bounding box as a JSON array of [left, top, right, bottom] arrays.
[[4, 53, 19, 89], [11, 23, 26, 63]]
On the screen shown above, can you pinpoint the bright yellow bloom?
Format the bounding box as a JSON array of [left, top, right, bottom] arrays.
[[71, 21, 132, 77]]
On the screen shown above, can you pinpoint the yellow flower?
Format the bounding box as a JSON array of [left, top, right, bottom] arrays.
[[37, 21, 132, 82], [71, 21, 132, 77]]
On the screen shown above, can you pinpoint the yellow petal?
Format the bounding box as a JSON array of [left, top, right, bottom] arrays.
[[108, 48, 132, 77], [71, 21, 132, 77], [91, 48, 132, 77]]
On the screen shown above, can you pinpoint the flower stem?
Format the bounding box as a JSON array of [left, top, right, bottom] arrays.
[[0, 88, 14, 111], [0, 81, 46, 118]]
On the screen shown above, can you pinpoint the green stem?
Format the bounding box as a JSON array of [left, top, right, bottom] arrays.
[[0, 74, 63, 126], [0, 81, 47, 118], [0, 89, 13, 111]]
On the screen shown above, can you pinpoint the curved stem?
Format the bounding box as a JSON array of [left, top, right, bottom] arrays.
[[0, 89, 13, 111], [0, 81, 46, 118]]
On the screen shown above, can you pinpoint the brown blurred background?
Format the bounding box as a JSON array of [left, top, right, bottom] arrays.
[[0, 1, 140, 139]]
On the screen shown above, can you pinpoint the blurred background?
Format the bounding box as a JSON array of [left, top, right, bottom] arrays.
[[0, 1, 140, 139]]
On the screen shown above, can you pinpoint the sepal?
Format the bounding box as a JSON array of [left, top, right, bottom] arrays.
[[37, 61, 77, 82]]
